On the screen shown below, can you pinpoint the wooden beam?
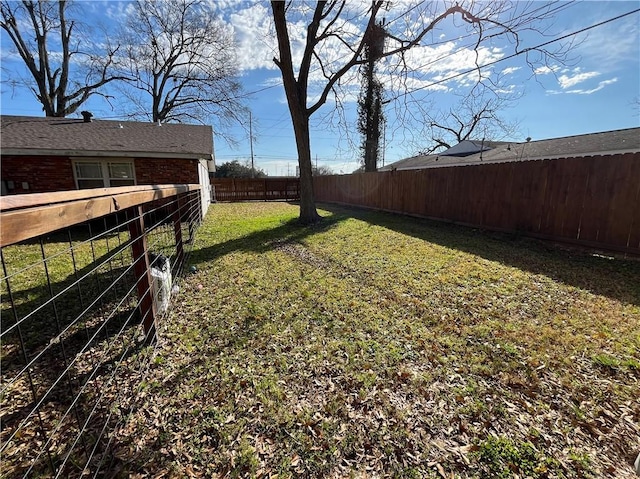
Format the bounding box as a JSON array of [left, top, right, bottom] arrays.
[[0, 184, 200, 212], [0, 185, 200, 247]]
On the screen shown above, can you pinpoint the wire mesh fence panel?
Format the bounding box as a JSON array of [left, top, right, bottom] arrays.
[[1, 186, 202, 478]]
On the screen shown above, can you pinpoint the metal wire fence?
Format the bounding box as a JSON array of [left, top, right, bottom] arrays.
[[1, 185, 202, 477]]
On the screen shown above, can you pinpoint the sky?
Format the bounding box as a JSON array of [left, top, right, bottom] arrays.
[[1, 1, 639, 176]]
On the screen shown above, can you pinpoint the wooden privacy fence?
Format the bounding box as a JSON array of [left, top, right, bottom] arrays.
[[212, 177, 300, 202], [1, 184, 202, 477], [314, 153, 640, 255]]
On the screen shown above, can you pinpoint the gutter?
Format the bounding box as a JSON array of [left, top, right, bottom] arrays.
[[1, 148, 212, 160]]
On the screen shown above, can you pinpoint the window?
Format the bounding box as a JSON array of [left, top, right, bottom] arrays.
[[75, 162, 104, 189], [74, 160, 135, 189]]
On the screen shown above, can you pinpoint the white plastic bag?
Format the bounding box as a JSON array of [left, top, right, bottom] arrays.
[[149, 253, 172, 314]]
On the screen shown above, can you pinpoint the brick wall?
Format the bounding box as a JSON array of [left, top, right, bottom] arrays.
[[1, 156, 75, 194], [134, 158, 199, 185], [1, 155, 200, 195]]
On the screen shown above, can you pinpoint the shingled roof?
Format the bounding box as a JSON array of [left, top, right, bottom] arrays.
[[0, 115, 213, 160], [380, 127, 640, 171]]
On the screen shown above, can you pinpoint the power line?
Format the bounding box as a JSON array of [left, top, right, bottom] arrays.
[[239, 84, 280, 97], [385, 0, 574, 28], [403, 2, 580, 74], [386, 7, 640, 102]]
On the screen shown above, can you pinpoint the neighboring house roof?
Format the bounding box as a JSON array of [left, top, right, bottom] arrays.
[[436, 139, 509, 157], [0, 115, 214, 160], [380, 127, 640, 171]]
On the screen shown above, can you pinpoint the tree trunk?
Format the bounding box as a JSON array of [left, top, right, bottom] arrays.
[[294, 115, 319, 224], [288, 100, 320, 224], [271, 1, 321, 225]]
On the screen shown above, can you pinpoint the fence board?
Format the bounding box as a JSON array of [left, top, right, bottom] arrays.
[[436, 169, 452, 220], [499, 163, 517, 231], [212, 177, 300, 202], [580, 157, 616, 243], [601, 154, 636, 248], [0, 184, 180, 211], [559, 158, 590, 240], [486, 165, 501, 226], [313, 154, 640, 255], [540, 159, 560, 236], [626, 157, 640, 249]]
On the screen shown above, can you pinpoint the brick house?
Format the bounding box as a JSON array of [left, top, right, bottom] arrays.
[[1, 114, 215, 216]]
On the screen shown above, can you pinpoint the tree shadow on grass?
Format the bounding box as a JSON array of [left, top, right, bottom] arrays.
[[188, 212, 347, 266], [317, 203, 640, 307]]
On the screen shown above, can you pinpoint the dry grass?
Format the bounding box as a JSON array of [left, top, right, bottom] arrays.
[[109, 202, 639, 478]]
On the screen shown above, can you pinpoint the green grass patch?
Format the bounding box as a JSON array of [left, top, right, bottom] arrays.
[[110, 202, 639, 478], [474, 435, 567, 478]]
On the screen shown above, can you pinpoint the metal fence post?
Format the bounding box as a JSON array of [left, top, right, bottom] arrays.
[[172, 194, 184, 271]]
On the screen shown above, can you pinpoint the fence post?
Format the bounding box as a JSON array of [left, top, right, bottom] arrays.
[[128, 205, 157, 341], [172, 194, 184, 271]]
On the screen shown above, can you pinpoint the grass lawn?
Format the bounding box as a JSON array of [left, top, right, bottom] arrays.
[[111, 202, 640, 478]]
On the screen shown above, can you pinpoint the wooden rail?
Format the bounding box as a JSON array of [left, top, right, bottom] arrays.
[[0, 184, 200, 247]]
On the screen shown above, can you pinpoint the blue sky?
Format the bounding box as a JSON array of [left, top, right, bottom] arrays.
[[1, 1, 639, 176]]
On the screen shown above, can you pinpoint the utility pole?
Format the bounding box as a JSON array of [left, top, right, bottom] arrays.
[[249, 111, 255, 178]]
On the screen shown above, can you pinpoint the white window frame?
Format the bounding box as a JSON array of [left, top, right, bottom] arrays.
[[73, 159, 136, 189]]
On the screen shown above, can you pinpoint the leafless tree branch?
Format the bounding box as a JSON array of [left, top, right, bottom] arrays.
[[115, 0, 246, 134], [1, 0, 129, 116]]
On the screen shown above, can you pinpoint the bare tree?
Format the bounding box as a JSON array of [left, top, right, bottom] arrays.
[[313, 165, 334, 176], [271, 1, 570, 224], [117, 0, 246, 132], [0, 0, 126, 117], [417, 92, 520, 154]]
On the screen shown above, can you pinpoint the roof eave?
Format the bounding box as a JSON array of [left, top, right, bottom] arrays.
[[1, 148, 211, 160], [386, 148, 640, 171]]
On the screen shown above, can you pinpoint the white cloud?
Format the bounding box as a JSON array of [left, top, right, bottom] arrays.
[[394, 41, 505, 92], [226, 2, 634, 105], [534, 65, 562, 75], [225, 0, 513, 99], [229, 4, 279, 71], [548, 77, 618, 95], [558, 70, 600, 89], [546, 65, 617, 95], [495, 84, 517, 95], [502, 66, 521, 75], [574, 10, 639, 69]]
